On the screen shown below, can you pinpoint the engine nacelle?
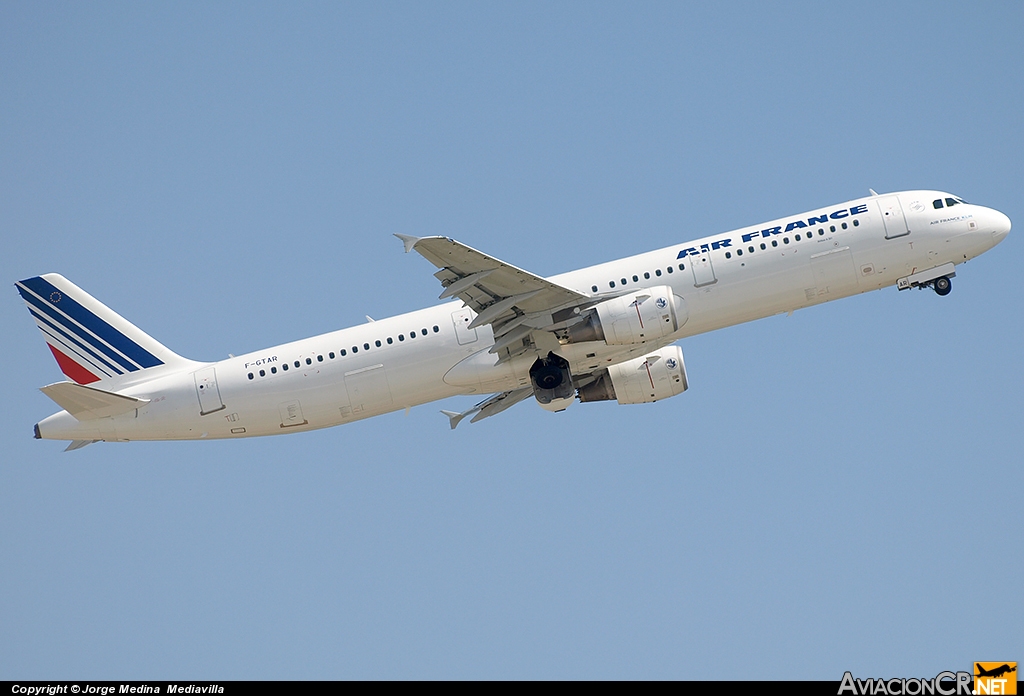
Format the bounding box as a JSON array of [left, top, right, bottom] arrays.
[[531, 352, 575, 412], [577, 346, 688, 405], [566, 285, 686, 346]]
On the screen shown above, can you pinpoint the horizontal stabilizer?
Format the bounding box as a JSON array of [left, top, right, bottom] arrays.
[[40, 381, 149, 421]]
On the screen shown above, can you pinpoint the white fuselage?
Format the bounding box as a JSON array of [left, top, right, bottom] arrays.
[[36, 190, 1011, 442]]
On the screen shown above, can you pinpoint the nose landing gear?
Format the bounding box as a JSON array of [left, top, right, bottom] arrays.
[[933, 276, 952, 296]]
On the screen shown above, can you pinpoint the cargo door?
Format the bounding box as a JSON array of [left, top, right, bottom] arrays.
[[878, 195, 910, 239], [194, 367, 225, 415], [810, 247, 858, 298], [345, 364, 393, 415]]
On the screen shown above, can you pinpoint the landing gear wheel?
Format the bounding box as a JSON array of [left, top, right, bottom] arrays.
[[934, 276, 952, 296]]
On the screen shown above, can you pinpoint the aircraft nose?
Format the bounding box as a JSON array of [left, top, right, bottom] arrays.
[[992, 209, 1011, 241]]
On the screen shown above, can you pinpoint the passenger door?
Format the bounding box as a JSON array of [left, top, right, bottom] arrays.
[[877, 196, 910, 239], [194, 367, 225, 415]]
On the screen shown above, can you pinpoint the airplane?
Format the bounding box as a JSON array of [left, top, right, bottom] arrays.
[[975, 664, 1016, 679], [17, 189, 1010, 450]]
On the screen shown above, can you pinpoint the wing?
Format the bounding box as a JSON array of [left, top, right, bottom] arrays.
[[441, 387, 534, 429], [398, 235, 619, 428], [396, 234, 593, 358]]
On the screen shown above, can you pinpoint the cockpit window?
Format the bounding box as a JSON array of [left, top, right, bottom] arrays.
[[933, 199, 944, 209], [945, 198, 959, 207]]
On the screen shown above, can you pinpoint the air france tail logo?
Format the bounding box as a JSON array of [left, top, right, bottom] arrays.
[[676, 204, 870, 259], [16, 275, 165, 383]]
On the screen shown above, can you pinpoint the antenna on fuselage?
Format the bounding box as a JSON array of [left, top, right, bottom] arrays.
[[869, 188, 879, 196]]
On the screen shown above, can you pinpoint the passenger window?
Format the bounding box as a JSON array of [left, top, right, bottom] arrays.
[[317, 355, 323, 362], [340, 350, 346, 357], [433, 326, 439, 333], [748, 246, 754, 252], [725, 252, 732, 259], [841, 222, 848, 229], [329, 352, 335, 359], [772, 240, 778, 247], [644, 272, 650, 280], [795, 235, 801, 241], [667, 266, 673, 274], [737, 249, 743, 256], [655, 269, 662, 276], [271, 366, 277, 374], [282, 363, 289, 371], [247, 372, 254, 380], [387, 337, 393, 344], [760, 243, 766, 250], [421, 328, 427, 336], [609, 281, 616, 288], [294, 361, 300, 368], [259, 369, 265, 377], [933, 199, 944, 209], [678, 263, 685, 271], [375, 340, 381, 347], [306, 358, 312, 365], [621, 278, 627, 285], [399, 334, 405, 341], [363, 343, 370, 350], [408, 332, 415, 339], [784, 237, 790, 244], [830, 225, 836, 232], [632, 275, 638, 282], [853, 219, 859, 227], [818, 229, 824, 236], [352, 346, 358, 353], [592, 285, 598, 292]]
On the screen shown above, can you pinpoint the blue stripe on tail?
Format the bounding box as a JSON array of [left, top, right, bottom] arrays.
[[18, 287, 140, 372], [28, 306, 125, 376], [17, 276, 164, 369]]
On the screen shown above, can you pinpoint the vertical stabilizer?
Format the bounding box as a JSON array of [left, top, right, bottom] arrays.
[[16, 274, 189, 384]]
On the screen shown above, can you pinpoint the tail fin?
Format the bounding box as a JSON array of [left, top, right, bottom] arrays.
[[16, 273, 188, 384]]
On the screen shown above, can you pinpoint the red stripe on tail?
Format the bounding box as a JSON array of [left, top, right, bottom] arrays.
[[48, 344, 100, 384]]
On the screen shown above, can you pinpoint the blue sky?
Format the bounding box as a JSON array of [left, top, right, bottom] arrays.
[[2, 1, 1021, 679]]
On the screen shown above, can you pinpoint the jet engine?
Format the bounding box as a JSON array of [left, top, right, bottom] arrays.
[[577, 346, 688, 405], [530, 352, 575, 412], [566, 286, 686, 346]]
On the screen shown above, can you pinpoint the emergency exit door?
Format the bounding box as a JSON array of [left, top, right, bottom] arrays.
[[451, 308, 479, 345], [689, 250, 717, 287]]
